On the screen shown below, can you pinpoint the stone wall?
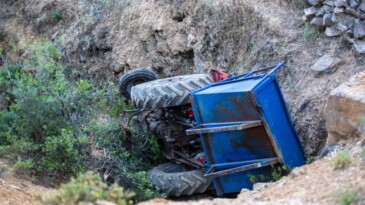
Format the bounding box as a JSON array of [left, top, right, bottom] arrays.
[[304, 0, 365, 53]]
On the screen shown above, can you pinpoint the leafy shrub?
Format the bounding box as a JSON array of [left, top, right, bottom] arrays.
[[0, 41, 96, 180], [39, 129, 86, 176], [306, 156, 314, 164], [41, 171, 134, 205], [270, 165, 288, 182], [332, 150, 352, 169], [0, 41, 163, 201]]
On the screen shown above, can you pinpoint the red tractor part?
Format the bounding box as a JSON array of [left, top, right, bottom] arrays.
[[210, 69, 230, 82]]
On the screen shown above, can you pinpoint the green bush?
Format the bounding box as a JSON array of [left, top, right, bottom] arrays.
[[41, 171, 134, 205], [332, 150, 352, 169], [39, 129, 86, 176], [0, 41, 95, 180], [0, 41, 163, 201]]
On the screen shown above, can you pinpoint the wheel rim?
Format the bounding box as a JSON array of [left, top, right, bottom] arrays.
[[126, 79, 148, 93]]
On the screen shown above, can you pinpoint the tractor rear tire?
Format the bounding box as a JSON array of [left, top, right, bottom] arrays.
[[148, 162, 212, 197], [131, 74, 212, 109], [118, 68, 159, 100]]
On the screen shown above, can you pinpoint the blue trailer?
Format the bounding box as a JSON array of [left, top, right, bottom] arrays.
[[126, 62, 305, 197], [186, 63, 305, 196]]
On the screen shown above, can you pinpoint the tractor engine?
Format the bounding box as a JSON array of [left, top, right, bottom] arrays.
[[136, 106, 205, 168]]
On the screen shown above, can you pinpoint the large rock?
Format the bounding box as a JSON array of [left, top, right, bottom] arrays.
[[325, 25, 342, 36], [310, 55, 342, 72], [325, 71, 365, 145], [354, 19, 365, 39], [304, 7, 320, 18]]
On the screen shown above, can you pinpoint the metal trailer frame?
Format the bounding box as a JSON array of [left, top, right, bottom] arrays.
[[186, 63, 305, 196]]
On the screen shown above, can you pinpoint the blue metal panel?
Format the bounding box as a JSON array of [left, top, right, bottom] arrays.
[[189, 63, 305, 196], [252, 76, 305, 168], [192, 92, 261, 124]]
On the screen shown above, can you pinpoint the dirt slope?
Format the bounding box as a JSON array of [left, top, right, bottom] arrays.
[[0, 159, 54, 205]]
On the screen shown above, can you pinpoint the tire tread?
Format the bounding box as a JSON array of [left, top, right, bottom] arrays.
[[148, 163, 212, 197], [131, 74, 213, 109]]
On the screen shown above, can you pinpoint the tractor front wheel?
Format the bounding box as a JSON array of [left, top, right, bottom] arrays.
[[118, 68, 158, 100]]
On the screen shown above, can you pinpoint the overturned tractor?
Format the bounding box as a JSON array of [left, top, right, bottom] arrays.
[[118, 64, 305, 197]]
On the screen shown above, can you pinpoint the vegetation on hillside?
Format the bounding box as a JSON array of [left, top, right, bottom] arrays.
[[0, 41, 163, 202]]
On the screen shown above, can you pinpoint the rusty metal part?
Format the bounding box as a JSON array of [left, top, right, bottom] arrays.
[[173, 150, 204, 168], [131, 106, 204, 169]]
